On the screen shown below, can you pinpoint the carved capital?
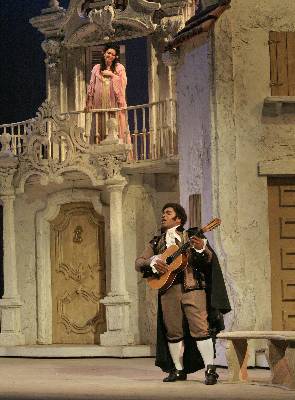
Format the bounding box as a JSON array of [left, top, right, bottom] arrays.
[[41, 39, 62, 68], [90, 153, 125, 181], [0, 164, 18, 196]]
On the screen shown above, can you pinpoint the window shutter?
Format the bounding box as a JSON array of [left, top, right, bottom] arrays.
[[269, 31, 295, 96]]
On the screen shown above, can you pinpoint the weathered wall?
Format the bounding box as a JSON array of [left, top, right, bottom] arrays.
[[123, 173, 179, 344], [177, 0, 295, 365], [177, 36, 213, 227]]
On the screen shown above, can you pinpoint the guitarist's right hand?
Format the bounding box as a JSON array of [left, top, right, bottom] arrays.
[[153, 259, 169, 275]]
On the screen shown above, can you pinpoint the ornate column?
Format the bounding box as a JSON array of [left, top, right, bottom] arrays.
[[30, 1, 65, 107], [41, 39, 62, 106], [100, 176, 134, 346], [0, 142, 24, 345]]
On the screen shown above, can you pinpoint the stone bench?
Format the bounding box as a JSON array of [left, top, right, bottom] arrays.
[[217, 331, 295, 389]]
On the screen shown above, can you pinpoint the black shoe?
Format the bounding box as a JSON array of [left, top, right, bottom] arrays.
[[205, 364, 219, 385], [163, 369, 187, 382]]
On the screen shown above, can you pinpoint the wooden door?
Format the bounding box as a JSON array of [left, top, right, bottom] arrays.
[[51, 202, 106, 344], [268, 178, 295, 330]]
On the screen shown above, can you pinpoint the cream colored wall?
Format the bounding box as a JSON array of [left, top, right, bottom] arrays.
[[176, 0, 295, 365], [14, 191, 46, 344], [123, 173, 179, 344]]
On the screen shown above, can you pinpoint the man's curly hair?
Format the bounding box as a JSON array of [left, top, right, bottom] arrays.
[[162, 203, 187, 226]]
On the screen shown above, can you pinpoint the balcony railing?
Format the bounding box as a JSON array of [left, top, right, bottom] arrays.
[[0, 99, 177, 163]]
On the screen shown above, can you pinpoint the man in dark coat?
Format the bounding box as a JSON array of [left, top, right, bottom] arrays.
[[135, 203, 231, 384]]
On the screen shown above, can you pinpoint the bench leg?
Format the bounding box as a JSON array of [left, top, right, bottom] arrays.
[[267, 340, 292, 387], [226, 339, 248, 382], [286, 343, 295, 390]]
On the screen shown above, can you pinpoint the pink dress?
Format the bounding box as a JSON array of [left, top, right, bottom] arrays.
[[86, 63, 128, 142]]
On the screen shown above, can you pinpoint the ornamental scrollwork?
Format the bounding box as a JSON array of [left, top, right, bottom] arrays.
[[58, 288, 104, 334], [14, 100, 92, 189], [12, 98, 128, 192], [89, 4, 116, 40], [57, 262, 103, 282]]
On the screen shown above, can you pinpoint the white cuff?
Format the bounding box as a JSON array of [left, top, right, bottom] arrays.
[[150, 255, 161, 273], [192, 238, 207, 253]]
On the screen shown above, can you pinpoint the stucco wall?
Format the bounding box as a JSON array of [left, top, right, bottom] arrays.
[[123, 173, 179, 344], [176, 0, 295, 364], [14, 190, 46, 344], [177, 37, 213, 228]]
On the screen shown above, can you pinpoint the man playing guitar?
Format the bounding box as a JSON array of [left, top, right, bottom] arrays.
[[135, 203, 231, 384]]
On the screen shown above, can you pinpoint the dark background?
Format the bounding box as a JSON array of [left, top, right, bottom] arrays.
[[0, 0, 148, 297], [0, 0, 148, 124]]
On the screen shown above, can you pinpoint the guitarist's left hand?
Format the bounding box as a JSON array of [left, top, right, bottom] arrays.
[[190, 236, 206, 251]]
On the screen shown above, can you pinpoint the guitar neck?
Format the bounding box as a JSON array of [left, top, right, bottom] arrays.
[[165, 219, 221, 265], [166, 228, 202, 264]]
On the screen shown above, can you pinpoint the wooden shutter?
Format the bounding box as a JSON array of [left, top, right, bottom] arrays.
[[269, 32, 295, 96]]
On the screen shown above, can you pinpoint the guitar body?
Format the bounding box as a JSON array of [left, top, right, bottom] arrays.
[[145, 218, 221, 293], [147, 245, 187, 292]]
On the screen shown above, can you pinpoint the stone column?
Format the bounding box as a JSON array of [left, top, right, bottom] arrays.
[[0, 153, 24, 345], [100, 179, 134, 346]]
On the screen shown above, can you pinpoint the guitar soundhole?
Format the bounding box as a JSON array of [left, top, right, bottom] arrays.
[[166, 256, 173, 265]]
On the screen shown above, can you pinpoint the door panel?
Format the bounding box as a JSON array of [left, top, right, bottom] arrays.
[[268, 178, 295, 330], [51, 202, 106, 344]]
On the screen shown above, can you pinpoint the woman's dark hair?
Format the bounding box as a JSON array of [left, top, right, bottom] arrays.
[[100, 44, 120, 73], [162, 203, 187, 226]]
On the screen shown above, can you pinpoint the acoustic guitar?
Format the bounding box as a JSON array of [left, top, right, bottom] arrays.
[[147, 218, 221, 292]]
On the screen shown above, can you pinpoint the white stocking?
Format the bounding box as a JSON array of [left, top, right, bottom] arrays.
[[168, 341, 184, 371], [196, 338, 214, 368]]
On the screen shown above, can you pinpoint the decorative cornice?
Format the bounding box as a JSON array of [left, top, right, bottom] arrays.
[[31, 0, 162, 45]]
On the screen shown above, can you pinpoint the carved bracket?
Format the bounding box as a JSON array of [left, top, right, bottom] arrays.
[[89, 4, 116, 40], [152, 15, 183, 56]]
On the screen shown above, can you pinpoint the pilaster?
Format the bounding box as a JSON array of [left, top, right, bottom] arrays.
[[0, 145, 24, 345], [100, 180, 134, 346]]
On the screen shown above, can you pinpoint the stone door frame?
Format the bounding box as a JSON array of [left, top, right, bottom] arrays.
[[35, 189, 105, 344]]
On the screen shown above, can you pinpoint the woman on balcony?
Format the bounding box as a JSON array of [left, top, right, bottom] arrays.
[[85, 44, 129, 144]]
